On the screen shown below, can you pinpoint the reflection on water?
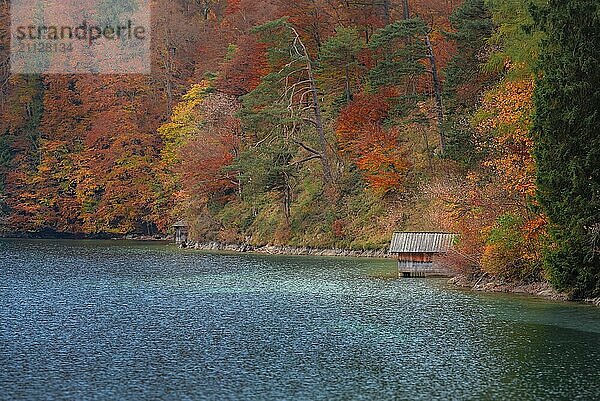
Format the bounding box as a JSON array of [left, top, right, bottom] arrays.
[[1, 239, 599, 401]]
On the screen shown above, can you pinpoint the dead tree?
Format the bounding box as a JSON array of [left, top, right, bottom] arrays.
[[278, 25, 334, 184]]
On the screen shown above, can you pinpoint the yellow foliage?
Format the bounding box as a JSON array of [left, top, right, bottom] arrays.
[[476, 78, 536, 198], [158, 82, 211, 167]]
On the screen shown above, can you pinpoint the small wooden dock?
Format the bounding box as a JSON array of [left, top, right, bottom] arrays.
[[389, 232, 456, 278]]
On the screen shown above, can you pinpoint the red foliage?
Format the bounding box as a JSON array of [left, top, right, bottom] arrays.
[[177, 93, 242, 204], [337, 92, 410, 193], [216, 35, 269, 96], [332, 219, 347, 239]]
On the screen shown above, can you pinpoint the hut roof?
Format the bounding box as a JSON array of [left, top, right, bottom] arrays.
[[389, 232, 456, 254], [172, 220, 189, 228]]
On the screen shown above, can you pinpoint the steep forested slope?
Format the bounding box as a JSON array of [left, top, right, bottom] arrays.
[[1, 0, 598, 297]]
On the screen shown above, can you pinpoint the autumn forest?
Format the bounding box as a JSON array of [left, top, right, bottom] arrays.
[[0, 0, 599, 298]]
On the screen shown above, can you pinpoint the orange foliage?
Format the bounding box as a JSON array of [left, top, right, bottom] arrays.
[[2, 74, 167, 234], [337, 92, 410, 194], [478, 79, 537, 198]]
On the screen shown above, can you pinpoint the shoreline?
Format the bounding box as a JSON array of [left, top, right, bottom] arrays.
[[449, 274, 568, 302], [450, 274, 600, 306], [0, 231, 171, 241], [184, 241, 390, 259]]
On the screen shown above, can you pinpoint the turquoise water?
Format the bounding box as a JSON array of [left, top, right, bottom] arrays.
[[1, 239, 599, 400]]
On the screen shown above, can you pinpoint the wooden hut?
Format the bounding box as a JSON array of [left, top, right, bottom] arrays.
[[172, 221, 189, 245], [389, 232, 456, 277]]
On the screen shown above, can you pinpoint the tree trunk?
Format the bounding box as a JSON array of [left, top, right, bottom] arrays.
[[402, 0, 410, 20], [308, 71, 333, 183], [283, 172, 291, 223], [345, 65, 352, 103], [382, 0, 391, 24], [290, 27, 333, 184], [425, 33, 446, 151], [161, 33, 175, 115]]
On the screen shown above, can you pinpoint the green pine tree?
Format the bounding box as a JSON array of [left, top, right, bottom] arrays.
[[319, 27, 364, 106], [368, 18, 428, 92], [533, 0, 600, 298]]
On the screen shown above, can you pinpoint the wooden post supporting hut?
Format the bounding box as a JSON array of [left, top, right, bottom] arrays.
[[172, 221, 189, 246], [389, 232, 456, 278]]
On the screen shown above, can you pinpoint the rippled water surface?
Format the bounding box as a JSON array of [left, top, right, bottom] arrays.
[[1, 239, 599, 401]]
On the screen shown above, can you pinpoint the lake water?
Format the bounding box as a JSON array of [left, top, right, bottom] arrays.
[[1, 240, 599, 401]]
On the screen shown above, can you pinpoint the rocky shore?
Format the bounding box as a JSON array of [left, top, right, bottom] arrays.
[[448, 274, 583, 303], [585, 297, 600, 307], [183, 241, 390, 259], [122, 234, 171, 241]]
